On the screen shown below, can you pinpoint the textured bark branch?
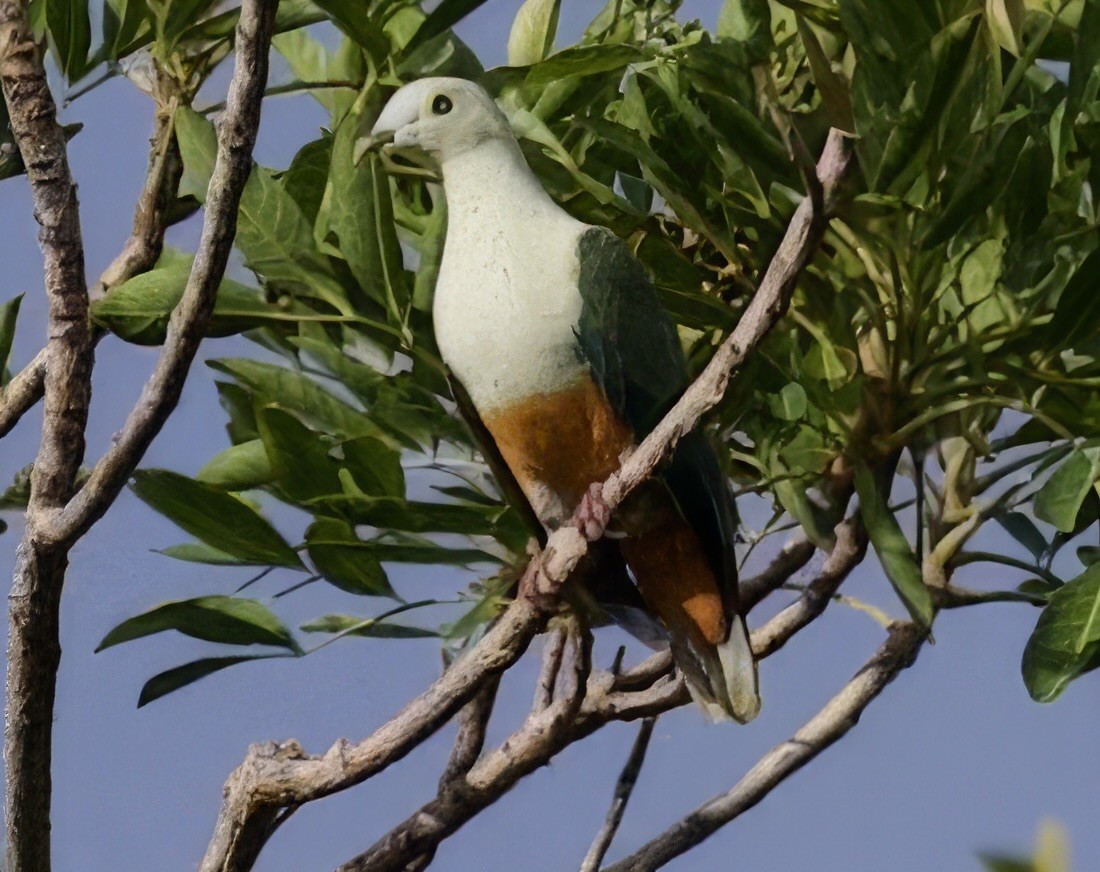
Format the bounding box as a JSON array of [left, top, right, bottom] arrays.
[[200, 129, 854, 872], [603, 622, 927, 872], [201, 595, 545, 872], [533, 625, 567, 711], [1, 1, 93, 867], [0, 79, 183, 441], [580, 717, 657, 872], [337, 631, 593, 872], [48, 0, 275, 547]]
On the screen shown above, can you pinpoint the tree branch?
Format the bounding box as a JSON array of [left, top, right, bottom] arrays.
[[580, 717, 657, 872], [750, 518, 867, 659], [740, 535, 816, 612], [48, 0, 275, 546], [603, 622, 927, 871], [1, 0, 93, 866], [0, 74, 184, 441], [199, 128, 854, 872]]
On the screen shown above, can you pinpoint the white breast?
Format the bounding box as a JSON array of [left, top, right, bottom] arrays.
[[432, 142, 589, 413]]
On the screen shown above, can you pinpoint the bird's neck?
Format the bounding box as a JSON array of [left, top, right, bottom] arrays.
[[439, 138, 566, 236]]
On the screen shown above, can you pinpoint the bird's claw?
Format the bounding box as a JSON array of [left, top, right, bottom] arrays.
[[576, 482, 612, 541]]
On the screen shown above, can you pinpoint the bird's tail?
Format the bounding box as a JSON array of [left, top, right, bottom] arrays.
[[620, 524, 761, 723]]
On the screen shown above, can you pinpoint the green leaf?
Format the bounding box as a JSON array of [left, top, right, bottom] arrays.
[[1078, 546, 1100, 567], [132, 469, 304, 568], [994, 511, 1047, 561], [196, 439, 274, 490], [312, 0, 389, 62], [306, 518, 396, 598], [157, 0, 218, 49], [300, 614, 437, 638], [768, 382, 808, 421], [47, 0, 91, 80], [406, 0, 493, 53], [526, 44, 640, 87], [271, 29, 361, 119], [854, 464, 934, 626], [137, 655, 285, 707], [1022, 563, 1100, 702], [281, 135, 332, 226], [0, 294, 23, 386], [174, 108, 351, 313], [718, 0, 772, 61], [323, 91, 411, 327], [315, 495, 511, 536], [208, 358, 394, 446], [97, 595, 301, 653], [158, 543, 249, 566], [508, 0, 560, 66], [1034, 449, 1100, 534]]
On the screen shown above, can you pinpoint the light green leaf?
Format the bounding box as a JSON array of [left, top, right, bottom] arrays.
[[97, 595, 301, 653], [132, 469, 304, 569], [1022, 563, 1100, 702], [768, 382, 808, 421], [1034, 449, 1100, 533], [508, 0, 560, 66], [854, 464, 934, 626], [196, 440, 273, 490], [158, 543, 249, 566], [300, 614, 437, 638]]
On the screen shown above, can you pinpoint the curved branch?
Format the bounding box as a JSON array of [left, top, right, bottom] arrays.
[[603, 622, 927, 871], [49, 0, 276, 546], [740, 535, 816, 612]]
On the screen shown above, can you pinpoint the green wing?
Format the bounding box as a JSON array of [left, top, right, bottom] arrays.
[[575, 227, 739, 602]]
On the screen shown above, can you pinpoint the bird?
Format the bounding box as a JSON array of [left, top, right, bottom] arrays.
[[368, 77, 760, 723]]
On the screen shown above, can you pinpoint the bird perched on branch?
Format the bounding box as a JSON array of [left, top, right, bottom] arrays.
[[367, 78, 760, 722]]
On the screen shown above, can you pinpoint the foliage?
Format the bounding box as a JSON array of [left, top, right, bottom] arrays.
[[1, 0, 1098, 709]]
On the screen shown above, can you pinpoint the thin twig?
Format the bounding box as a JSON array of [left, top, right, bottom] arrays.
[[751, 518, 867, 659], [534, 627, 567, 711], [603, 623, 927, 872], [739, 535, 816, 612], [49, 0, 276, 547], [580, 717, 657, 872]]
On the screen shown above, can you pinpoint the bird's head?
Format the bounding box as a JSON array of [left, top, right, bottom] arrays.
[[358, 78, 512, 172]]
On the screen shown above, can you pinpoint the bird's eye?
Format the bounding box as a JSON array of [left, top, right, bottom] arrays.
[[431, 94, 453, 115]]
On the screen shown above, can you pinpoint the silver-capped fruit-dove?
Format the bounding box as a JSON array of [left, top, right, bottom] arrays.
[[369, 78, 760, 723]]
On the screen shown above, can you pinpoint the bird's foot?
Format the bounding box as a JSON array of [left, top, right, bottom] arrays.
[[576, 482, 612, 541]]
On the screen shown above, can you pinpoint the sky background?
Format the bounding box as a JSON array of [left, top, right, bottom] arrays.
[[1, 1, 1098, 870]]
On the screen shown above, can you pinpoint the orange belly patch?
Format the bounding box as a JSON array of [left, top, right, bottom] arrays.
[[481, 376, 633, 524]]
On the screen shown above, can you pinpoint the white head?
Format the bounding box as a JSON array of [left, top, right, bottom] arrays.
[[370, 77, 516, 163]]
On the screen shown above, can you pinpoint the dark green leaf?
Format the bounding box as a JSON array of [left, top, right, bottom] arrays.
[[994, 511, 1047, 561], [300, 614, 437, 638], [137, 654, 285, 707], [406, 0, 493, 53], [854, 464, 934, 626], [281, 135, 332, 225], [47, 0, 91, 80], [97, 595, 301, 653], [306, 518, 396, 598], [132, 469, 304, 568], [1022, 563, 1100, 702]]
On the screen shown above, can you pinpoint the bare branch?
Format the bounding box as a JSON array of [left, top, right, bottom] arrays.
[[2, 0, 93, 865], [338, 630, 593, 872], [533, 626, 567, 712], [49, 0, 276, 547], [0, 77, 183, 441], [439, 676, 499, 787], [200, 129, 855, 872], [751, 518, 867, 659], [740, 535, 816, 612], [580, 717, 657, 872], [604, 622, 927, 872], [201, 596, 545, 872]]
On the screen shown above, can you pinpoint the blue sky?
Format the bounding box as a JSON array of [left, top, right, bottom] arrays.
[[1, 1, 1098, 870]]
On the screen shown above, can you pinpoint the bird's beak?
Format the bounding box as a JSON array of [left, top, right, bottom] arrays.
[[353, 128, 395, 167]]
